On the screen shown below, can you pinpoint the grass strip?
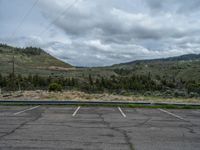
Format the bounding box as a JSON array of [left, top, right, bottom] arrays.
[[0, 102, 200, 109]]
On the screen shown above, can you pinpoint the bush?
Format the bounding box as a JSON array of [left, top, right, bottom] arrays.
[[174, 90, 187, 97], [48, 83, 62, 92], [189, 92, 199, 98], [144, 91, 152, 96], [163, 90, 174, 98], [186, 83, 200, 94]]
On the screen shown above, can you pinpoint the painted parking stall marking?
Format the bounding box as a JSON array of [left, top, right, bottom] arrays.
[[118, 107, 126, 118], [13, 106, 40, 115], [72, 106, 81, 117], [158, 108, 187, 121]]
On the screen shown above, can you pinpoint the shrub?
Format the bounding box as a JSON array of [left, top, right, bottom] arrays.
[[48, 83, 62, 92], [144, 91, 152, 96], [189, 92, 199, 98], [186, 82, 200, 94], [163, 90, 174, 98], [174, 90, 187, 97]]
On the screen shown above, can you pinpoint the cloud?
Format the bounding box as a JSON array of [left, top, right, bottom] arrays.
[[145, 0, 200, 14], [1, 0, 200, 66]]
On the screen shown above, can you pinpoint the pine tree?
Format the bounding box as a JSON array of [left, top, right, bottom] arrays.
[[88, 74, 93, 86]]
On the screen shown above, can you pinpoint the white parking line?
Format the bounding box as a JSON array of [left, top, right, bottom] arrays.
[[158, 108, 186, 121], [72, 106, 81, 117], [118, 107, 126, 118], [13, 106, 40, 115]]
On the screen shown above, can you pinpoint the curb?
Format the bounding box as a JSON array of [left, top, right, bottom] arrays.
[[0, 100, 200, 107]]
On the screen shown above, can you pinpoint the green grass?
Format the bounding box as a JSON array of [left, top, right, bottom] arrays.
[[1, 103, 200, 109]]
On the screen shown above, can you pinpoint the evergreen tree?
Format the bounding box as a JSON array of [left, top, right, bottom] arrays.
[[88, 74, 93, 86]]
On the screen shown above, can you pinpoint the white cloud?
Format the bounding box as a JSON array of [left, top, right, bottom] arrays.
[[1, 0, 200, 66]]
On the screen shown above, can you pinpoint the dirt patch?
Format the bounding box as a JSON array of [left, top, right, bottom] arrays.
[[37, 66, 76, 71]]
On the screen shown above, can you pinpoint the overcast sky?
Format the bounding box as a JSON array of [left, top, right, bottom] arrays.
[[0, 0, 200, 66]]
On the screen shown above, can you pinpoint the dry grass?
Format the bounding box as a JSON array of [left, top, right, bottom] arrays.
[[21, 90, 139, 101], [0, 90, 200, 103]]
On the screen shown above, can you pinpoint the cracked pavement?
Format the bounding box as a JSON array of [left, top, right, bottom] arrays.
[[0, 106, 200, 150]]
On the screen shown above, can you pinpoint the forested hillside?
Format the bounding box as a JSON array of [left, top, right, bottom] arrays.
[[0, 44, 200, 98]]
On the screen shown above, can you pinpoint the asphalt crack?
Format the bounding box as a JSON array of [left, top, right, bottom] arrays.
[[180, 124, 197, 134], [0, 110, 42, 140], [97, 111, 135, 150], [134, 118, 152, 127]]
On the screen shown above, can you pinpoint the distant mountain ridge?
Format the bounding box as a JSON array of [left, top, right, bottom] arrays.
[[110, 53, 200, 82], [113, 53, 200, 66]]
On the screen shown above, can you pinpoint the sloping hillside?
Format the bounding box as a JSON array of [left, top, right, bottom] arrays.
[[113, 54, 200, 67], [0, 44, 73, 76], [1, 43, 200, 82], [111, 54, 200, 81]]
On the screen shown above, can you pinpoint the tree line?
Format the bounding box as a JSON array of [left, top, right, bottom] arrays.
[[0, 43, 44, 55], [0, 73, 200, 97]]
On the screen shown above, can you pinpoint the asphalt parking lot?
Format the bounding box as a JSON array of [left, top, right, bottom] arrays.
[[0, 106, 200, 150]]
